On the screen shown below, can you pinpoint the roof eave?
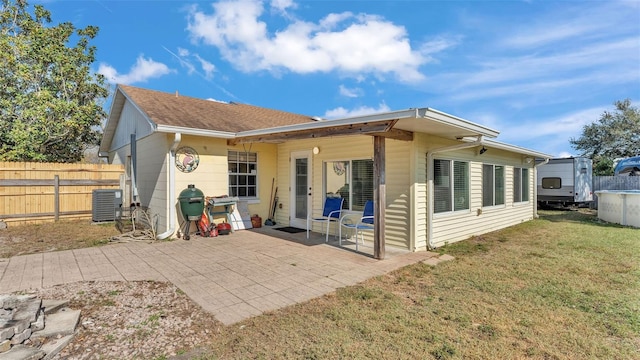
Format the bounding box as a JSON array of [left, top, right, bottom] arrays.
[[420, 108, 500, 138], [156, 125, 236, 139], [99, 87, 126, 154], [482, 138, 553, 159]]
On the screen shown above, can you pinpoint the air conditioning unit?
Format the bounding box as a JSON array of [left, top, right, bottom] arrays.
[[92, 189, 123, 222]]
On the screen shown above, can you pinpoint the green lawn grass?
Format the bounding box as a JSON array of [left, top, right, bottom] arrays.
[[198, 210, 639, 359]]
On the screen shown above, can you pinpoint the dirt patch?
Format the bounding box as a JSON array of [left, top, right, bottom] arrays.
[[0, 220, 121, 258], [21, 281, 221, 359]]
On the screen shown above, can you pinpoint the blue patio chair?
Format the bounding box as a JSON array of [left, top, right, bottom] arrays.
[[307, 197, 344, 242], [339, 200, 374, 251]]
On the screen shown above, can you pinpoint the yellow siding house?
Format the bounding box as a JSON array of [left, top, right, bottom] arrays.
[[100, 85, 551, 257]]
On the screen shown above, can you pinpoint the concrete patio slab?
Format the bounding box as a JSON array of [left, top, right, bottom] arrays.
[[0, 229, 437, 325]]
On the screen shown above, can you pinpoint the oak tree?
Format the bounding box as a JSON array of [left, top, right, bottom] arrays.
[[570, 99, 640, 175]]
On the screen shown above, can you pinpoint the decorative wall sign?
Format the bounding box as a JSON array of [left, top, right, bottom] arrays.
[[333, 162, 346, 176], [175, 146, 199, 173]]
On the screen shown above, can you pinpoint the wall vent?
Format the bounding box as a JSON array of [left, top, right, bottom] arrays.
[[92, 189, 123, 222]]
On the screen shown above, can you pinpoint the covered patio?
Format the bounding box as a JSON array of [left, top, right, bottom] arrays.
[[230, 108, 499, 259]]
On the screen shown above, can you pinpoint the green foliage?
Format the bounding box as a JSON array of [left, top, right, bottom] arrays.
[[593, 155, 614, 176], [570, 99, 640, 174], [0, 0, 108, 162]]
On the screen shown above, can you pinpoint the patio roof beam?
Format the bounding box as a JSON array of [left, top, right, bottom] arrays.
[[228, 119, 412, 145], [367, 128, 414, 141]]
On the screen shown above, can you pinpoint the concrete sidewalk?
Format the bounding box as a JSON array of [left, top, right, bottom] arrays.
[[0, 230, 437, 325]]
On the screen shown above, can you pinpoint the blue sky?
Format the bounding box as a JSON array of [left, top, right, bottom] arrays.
[[40, 0, 640, 157]]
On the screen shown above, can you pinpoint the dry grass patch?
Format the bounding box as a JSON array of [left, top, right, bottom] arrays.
[[0, 219, 120, 257]]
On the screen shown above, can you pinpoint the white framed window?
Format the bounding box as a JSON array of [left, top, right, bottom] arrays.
[[483, 164, 505, 207], [324, 159, 373, 211], [434, 159, 469, 213], [228, 151, 257, 198], [513, 167, 529, 203]]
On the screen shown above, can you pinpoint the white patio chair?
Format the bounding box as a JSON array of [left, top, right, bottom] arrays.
[[339, 200, 374, 251]]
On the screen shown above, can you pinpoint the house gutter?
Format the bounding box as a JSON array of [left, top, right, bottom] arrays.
[[156, 133, 182, 240], [426, 135, 485, 250], [156, 125, 235, 139]]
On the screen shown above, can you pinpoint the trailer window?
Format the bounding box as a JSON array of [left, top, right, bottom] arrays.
[[542, 177, 561, 189]]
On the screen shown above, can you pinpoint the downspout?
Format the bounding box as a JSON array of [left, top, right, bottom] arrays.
[[532, 158, 550, 219], [426, 135, 484, 250], [157, 133, 182, 240], [130, 134, 139, 203]]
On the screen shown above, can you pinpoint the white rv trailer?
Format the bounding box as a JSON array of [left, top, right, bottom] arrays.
[[537, 157, 593, 207]]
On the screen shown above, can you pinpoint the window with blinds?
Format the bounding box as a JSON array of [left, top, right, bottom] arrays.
[[434, 159, 469, 213], [513, 167, 529, 203], [228, 151, 257, 198], [522, 168, 529, 201], [325, 159, 373, 211], [483, 164, 505, 207]]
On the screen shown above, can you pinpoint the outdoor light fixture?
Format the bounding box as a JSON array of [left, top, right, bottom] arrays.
[[313, 146, 320, 155], [479, 146, 487, 155]]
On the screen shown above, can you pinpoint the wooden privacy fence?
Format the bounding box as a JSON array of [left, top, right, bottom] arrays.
[[0, 162, 125, 224]]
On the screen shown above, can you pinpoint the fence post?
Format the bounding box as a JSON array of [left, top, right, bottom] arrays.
[[54, 175, 60, 222]]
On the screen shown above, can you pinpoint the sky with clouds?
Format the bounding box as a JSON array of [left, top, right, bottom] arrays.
[[39, 0, 640, 157]]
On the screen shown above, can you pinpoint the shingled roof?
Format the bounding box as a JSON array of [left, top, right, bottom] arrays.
[[118, 85, 315, 132]]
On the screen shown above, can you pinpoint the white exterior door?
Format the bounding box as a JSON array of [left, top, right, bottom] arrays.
[[290, 150, 312, 228]]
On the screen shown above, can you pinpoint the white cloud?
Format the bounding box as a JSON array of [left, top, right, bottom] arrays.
[[502, 2, 639, 49], [423, 2, 639, 109], [489, 106, 609, 157], [419, 35, 462, 56], [499, 107, 604, 143], [163, 46, 216, 80], [187, 0, 429, 82], [270, 0, 296, 13], [98, 56, 173, 84], [195, 54, 216, 79], [557, 151, 574, 158], [324, 103, 391, 119], [338, 85, 363, 98]]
